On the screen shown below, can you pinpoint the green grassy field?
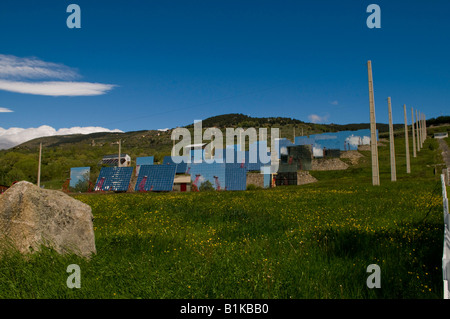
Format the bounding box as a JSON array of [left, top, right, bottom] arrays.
[[0, 133, 446, 298]]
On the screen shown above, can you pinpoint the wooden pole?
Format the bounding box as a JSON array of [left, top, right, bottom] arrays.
[[388, 97, 396, 181], [422, 113, 426, 144], [367, 61, 380, 185], [118, 139, 121, 167], [418, 111, 423, 147], [172, 134, 175, 156], [37, 142, 42, 187], [421, 112, 425, 146], [416, 109, 420, 152], [411, 107, 416, 158], [421, 113, 424, 141], [424, 114, 427, 139], [403, 104, 411, 173], [425, 113, 427, 138]]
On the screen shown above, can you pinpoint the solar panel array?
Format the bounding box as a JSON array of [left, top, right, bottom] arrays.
[[136, 156, 154, 176], [190, 149, 206, 162], [275, 172, 298, 186], [277, 163, 299, 173], [245, 151, 266, 172], [189, 162, 226, 190], [294, 129, 376, 155], [135, 164, 176, 192], [324, 149, 341, 158], [188, 162, 248, 191], [101, 154, 130, 167], [70, 167, 90, 188], [95, 167, 133, 192], [225, 148, 246, 165], [263, 171, 272, 188], [213, 147, 240, 162], [213, 144, 271, 172], [225, 163, 247, 191], [163, 156, 190, 174], [136, 156, 154, 166], [248, 141, 271, 171], [280, 145, 313, 171], [277, 138, 295, 157]]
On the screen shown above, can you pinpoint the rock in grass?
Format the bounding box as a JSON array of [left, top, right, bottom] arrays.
[[0, 181, 96, 258]]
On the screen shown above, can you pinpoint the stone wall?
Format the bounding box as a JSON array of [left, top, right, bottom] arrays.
[[246, 173, 265, 188], [297, 171, 318, 185], [340, 150, 364, 165], [247, 171, 318, 187], [311, 158, 349, 171]]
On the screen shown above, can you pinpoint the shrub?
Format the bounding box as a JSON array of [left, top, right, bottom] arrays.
[[246, 184, 262, 190], [199, 180, 215, 191]]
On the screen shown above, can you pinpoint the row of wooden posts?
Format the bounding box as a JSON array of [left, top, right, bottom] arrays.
[[367, 60, 427, 186]]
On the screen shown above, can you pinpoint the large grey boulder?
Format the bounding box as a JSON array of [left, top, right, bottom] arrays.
[[0, 181, 96, 258]]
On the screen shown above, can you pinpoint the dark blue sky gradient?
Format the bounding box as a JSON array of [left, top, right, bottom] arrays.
[[0, 0, 448, 131]]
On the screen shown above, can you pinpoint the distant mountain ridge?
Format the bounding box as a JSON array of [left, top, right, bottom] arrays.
[[11, 113, 450, 151]]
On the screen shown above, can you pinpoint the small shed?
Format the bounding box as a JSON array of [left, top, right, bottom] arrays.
[[101, 154, 131, 167], [173, 174, 191, 192], [434, 132, 448, 139]]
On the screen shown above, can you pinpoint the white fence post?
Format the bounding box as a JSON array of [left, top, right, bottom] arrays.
[[444, 168, 450, 185], [442, 174, 449, 299], [443, 174, 448, 199], [443, 169, 449, 187]]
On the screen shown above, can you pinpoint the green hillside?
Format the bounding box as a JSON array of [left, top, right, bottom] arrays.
[[0, 113, 447, 189], [0, 121, 447, 299]]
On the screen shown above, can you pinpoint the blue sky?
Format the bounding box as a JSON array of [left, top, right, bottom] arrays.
[[0, 0, 448, 140]]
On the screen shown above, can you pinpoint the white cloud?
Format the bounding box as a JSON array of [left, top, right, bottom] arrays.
[[0, 125, 123, 150], [0, 80, 116, 96], [0, 54, 115, 97], [313, 146, 324, 157], [330, 100, 339, 105], [346, 135, 371, 146], [308, 114, 329, 124], [197, 176, 205, 184], [0, 54, 79, 80], [0, 107, 13, 112]]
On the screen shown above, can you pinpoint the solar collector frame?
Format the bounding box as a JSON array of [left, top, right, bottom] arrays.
[[163, 156, 190, 174], [189, 162, 226, 190], [95, 167, 133, 192], [225, 163, 247, 191], [135, 164, 176, 192]]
